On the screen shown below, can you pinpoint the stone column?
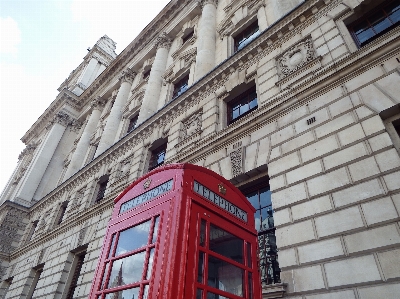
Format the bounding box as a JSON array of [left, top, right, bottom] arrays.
[[257, 4, 269, 31], [14, 112, 71, 205], [137, 33, 172, 125], [95, 69, 135, 157], [194, 0, 218, 82], [64, 99, 104, 179]]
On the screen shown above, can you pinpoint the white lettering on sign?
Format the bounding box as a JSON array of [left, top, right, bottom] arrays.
[[120, 180, 173, 214], [193, 181, 248, 222]]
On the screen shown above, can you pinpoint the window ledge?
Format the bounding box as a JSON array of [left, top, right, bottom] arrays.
[[262, 283, 286, 299]]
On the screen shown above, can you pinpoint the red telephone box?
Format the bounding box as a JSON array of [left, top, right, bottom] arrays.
[[90, 163, 261, 299]]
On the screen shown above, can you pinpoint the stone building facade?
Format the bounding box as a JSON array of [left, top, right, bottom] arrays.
[[1, 0, 400, 298]]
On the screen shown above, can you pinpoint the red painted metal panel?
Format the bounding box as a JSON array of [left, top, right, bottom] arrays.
[[89, 163, 261, 299]]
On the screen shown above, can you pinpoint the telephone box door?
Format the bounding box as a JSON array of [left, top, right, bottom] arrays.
[[186, 202, 259, 299]]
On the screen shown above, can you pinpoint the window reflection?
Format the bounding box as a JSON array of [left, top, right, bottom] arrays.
[[108, 252, 146, 288], [116, 220, 151, 256], [207, 256, 244, 297], [207, 292, 230, 299], [104, 287, 140, 299], [209, 224, 243, 264]]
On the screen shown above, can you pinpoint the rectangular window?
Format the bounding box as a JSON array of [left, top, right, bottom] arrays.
[[127, 116, 138, 134], [65, 252, 86, 299], [348, 0, 400, 47], [26, 265, 44, 299], [227, 86, 258, 124], [148, 144, 167, 171], [56, 202, 68, 225], [172, 75, 189, 99], [241, 181, 280, 285], [182, 30, 194, 44], [95, 179, 109, 203], [143, 69, 151, 81], [393, 118, 400, 137], [234, 21, 260, 52]]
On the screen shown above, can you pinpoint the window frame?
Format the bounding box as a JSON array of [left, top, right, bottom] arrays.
[[227, 85, 258, 125], [347, 0, 400, 48], [172, 74, 189, 100], [94, 175, 110, 203], [148, 143, 167, 172], [233, 20, 260, 53]]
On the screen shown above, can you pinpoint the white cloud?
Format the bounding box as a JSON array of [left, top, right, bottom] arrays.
[[70, 0, 170, 53], [0, 17, 21, 54]]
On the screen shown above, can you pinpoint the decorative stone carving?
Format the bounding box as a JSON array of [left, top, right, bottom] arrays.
[[51, 111, 72, 127], [91, 97, 106, 110], [155, 32, 172, 50], [163, 48, 197, 84], [77, 223, 88, 246], [18, 142, 38, 160], [118, 68, 136, 84], [180, 111, 203, 142], [70, 119, 83, 132], [37, 248, 46, 264], [200, 0, 218, 8], [230, 147, 243, 177], [276, 37, 316, 79], [118, 159, 131, 178], [0, 207, 28, 255]]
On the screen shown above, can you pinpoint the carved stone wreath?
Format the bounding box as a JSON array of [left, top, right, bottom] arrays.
[[180, 111, 203, 142], [276, 36, 316, 80]]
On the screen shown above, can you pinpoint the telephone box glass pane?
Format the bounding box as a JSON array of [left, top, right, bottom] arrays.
[[207, 256, 244, 297], [143, 285, 149, 299], [108, 235, 116, 259], [197, 289, 203, 299], [151, 216, 160, 244], [200, 219, 206, 247], [246, 242, 252, 268], [198, 251, 205, 283], [104, 287, 139, 299], [100, 262, 109, 290], [248, 272, 253, 299], [108, 251, 146, 288], [116, 220, 151, 256], [207, 291, 230, 299], [146, 248, 155, 280], [209, 224, 244, 264]]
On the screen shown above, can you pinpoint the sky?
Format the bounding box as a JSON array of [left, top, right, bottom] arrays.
[[0, 0, 171, 193]]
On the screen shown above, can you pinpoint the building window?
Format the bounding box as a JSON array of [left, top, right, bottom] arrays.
[[240, 179, 280, 285], [172, 75, 189, 99], [126, 116, 138, 134], [56, 201, 68, 225], [143, 69, 151, 81], [394, 118, 400, 137], [26, 265, 44, 299], [228, 85, 258, 124], [149, 143, 167, 171], [65, 251, 86, 299], [0, 277, 13, 298], [348, 0, 400, 47], [95, 176, 109, 203], [27, 220, 39, 242], [234, 21, 260, 52], [182, 29, 194, 44]]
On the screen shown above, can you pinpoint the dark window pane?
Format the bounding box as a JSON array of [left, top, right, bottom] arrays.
[[206, 292, 230, 299], [149, 144, 167, 171], [207, 256, 244, 297], [209, 224, 244, 264], [356, 27, 375, 44], [108, 251, 146, 288], [248, 272, 253, 299], [104, 287, 140, 299], [198, 251, 205, 283], [173, 75, 189, 99], [200, 219, 206, 247], [197, 289, 203, 299], [246, 242, 252, 268], [228, 86, 258, 124], [369, 11, 392, 33], [254, 210, 262, 232], [115, 220, 151, 256], [387, 2, 400, 22], [260, 208, 274, 230]]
